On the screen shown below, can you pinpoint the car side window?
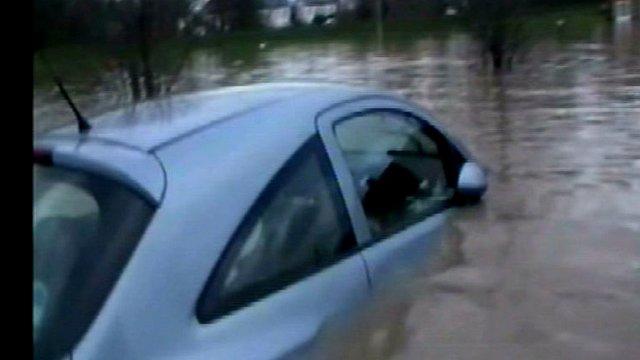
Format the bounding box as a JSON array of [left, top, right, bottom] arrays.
[[197, 136, 357, 323], [334, 111, 455, 239]]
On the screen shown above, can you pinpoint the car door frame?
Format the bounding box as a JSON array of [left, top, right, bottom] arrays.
[[315, 94, 468, 255], [182, 134, 372, 360]]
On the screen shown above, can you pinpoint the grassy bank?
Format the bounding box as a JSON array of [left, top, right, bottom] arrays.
[[34, 2, 604, 90], [522, 3, 604, 40]]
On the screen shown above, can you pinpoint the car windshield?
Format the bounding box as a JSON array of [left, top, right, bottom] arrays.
[[33, 164, 155, 360]]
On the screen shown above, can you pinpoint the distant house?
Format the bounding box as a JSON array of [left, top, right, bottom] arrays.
[[259, 0, 293, 28], [198, 0, 342, 32], [292, 0, 339, 25]]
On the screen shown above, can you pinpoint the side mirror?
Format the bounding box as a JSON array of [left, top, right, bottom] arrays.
[[455, 161, 487, 203]]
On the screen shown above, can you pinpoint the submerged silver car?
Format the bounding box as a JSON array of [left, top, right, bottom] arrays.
[[33, 83, 487, 360]]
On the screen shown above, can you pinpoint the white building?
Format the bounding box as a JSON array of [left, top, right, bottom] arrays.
[[259, 0, 293, 28], [612, 0, 633, 21], [292, 0, 338, 25]]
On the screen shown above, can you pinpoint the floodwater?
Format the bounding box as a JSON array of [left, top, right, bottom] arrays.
[[34, 17, 640, 359]]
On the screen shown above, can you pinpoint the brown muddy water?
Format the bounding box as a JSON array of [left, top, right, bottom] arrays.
[[34, 19, 640, 360]]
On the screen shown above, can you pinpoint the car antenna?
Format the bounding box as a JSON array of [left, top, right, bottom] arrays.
[[37, 52, 92, 134]]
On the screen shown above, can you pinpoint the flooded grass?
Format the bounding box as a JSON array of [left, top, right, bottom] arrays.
[[33, 3, 603, 91]]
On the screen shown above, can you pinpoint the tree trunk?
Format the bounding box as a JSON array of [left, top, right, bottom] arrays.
[[492, 49, 503, 70], [138, 0, 157, 98], [141, 46, 156, 98], [127, 60, 141, 102], [489, 34, 505, 70]]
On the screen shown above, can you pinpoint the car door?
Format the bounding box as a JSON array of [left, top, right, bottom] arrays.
[[317, 98, 465, 290], [193, 135, 370, 360]]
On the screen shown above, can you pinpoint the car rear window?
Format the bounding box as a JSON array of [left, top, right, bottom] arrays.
[[196, 136, 357, 322], [33, 164, 155, 360]]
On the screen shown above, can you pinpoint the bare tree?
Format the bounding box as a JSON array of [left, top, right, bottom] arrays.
[[104, 0, 191, 100], [35, 0, 192, 101], [466, 0, 529, 71]]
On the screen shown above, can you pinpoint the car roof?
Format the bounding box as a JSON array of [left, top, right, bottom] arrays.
[[45, 82, 386, 152], [35, 83, 397, 205]]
